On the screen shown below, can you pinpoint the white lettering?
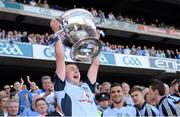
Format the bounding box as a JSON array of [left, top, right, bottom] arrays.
[[100, 54, 108, 64], [0, 2, 5, 8], [155, 60, 167, 68], [44, 48, 54, 57], [0, 42, 23, 55], [173, 61, 180, 69]]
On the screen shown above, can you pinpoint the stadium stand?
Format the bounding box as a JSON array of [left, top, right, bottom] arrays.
[[0, 1, 179, 116]]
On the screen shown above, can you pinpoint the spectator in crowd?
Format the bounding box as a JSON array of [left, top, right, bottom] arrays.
[[29, 0, 37, 7], [175, 49, 180, 59], [28, 33, 37, 44], [103, 83, 140, 116], [131, 45, 136, 55], [26, 76, 40, 97], [18, 88, 32, 114], [149, 46, 156, 57], [108, 12, 116, 21], [97, 9, 106, 20], [38, 75, 55, 113], [100, 82, 111, 94], [160, 50, 166, 58], [13, 30, 21, 42], [149, 79, 179, 116], [6, 99, 19, 116], [35, 98, 48, 116], [50, 19, 99, 116], [20, 31, 29, 43], [11, 81, 22, 99], [142, 46, 149, 56], [41, 0, 50, 9], [121, 82, 134, 106], [130, 86, 159, 116], [21, 95, 41, 116], [136, 46, 143, 56], [165, 49, 171, 58], [90, 7, 98, 17], [0, 96, 9, 116], [3, 85, 11, 98], [0, 30, 6, 40], [0, 91, 7, 99], [116, 13, 124, 21], [123, 45, 131, 55]]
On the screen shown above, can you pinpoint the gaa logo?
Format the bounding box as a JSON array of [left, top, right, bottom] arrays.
[[39, 8, 51, 16], [123, 56, 142, 66], [0, 42, 23, 56]]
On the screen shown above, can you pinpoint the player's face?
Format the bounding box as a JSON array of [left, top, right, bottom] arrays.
[[131, 91, 144, 107], [148, 86, 157, 103], [110, 86, 124, 104], [66, 64, 81, 85]]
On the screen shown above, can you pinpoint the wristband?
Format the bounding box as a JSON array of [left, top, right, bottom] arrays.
[[53, 29, 65, 43], [55, 29, 65, 37]]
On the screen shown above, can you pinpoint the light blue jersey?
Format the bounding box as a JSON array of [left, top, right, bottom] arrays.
[[54, 73, 98, 116], [103, 103, 140, 116], [169, 94, 180, 104], [158, 96, 179, 116], [136, 102, 159, 116]]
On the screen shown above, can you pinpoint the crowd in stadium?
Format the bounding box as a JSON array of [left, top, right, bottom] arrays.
[[0, 75, 179, 116], [6, 0, 180, 30], [1, 28, 180, 59], [1, 0, 180, 60], [0, 0, 180, 117]]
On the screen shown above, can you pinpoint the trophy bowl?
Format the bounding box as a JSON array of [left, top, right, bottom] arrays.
[[58, 8, 102, 61]]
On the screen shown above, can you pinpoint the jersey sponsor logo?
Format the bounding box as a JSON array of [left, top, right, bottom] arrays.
[[79, 86, 93, 104], [123, 56, 142, 66], [82, 91, 90, 100], [0, 42, 23, 56]]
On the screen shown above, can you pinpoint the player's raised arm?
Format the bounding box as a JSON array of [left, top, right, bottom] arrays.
[[50, 19, 65, 81]]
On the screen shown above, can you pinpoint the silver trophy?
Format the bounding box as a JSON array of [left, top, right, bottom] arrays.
[[58, 8, 102, 61]]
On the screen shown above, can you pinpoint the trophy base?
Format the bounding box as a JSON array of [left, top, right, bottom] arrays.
[[70, 37, 102, 61]]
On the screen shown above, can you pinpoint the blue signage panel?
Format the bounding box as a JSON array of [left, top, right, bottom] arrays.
[[0, 41, 33, 57], [2, 1, 21, 10], [100, 52, 115, 65]]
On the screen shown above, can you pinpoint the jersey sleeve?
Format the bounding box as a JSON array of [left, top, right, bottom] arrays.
[[84, 77, 96, 94]]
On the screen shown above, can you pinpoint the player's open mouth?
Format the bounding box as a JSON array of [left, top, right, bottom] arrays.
[[73, 75, 78, 79]]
